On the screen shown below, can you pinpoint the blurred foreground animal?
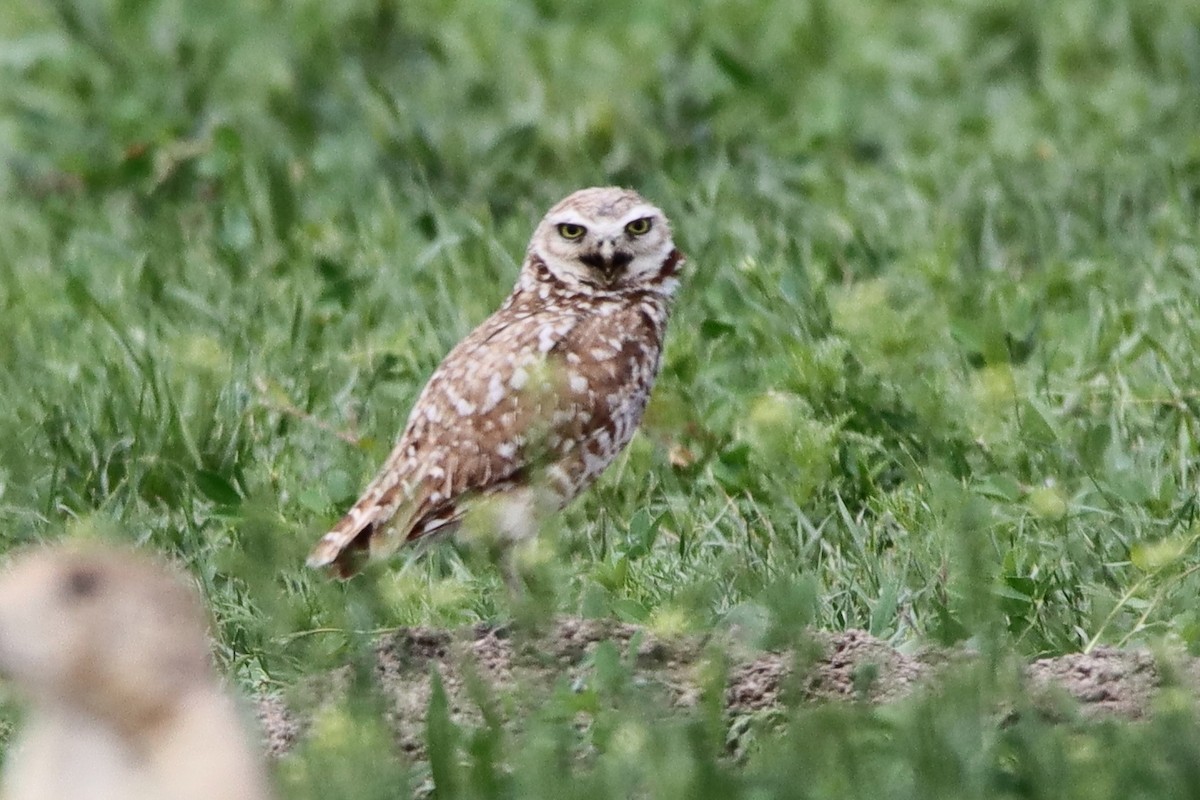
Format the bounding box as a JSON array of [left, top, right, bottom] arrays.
[[308, 187, 685, 577], [0, 544, 274, 800]]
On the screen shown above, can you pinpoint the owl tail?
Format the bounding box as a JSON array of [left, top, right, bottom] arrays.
[[306, 478, 421, 578], [305, 509, 377, 578]]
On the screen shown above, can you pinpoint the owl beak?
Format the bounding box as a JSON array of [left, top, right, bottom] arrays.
[[579, 242, 633, 279]]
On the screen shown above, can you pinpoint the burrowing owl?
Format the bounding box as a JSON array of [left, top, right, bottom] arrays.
[[308, 187, 684, 576]]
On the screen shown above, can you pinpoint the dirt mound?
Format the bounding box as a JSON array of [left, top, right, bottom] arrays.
[[1025, 646, 1160, 719], [254, 620, 1181, 758]]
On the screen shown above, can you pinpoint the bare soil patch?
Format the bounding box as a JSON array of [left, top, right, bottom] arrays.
[[254, 620, 1184, 758]]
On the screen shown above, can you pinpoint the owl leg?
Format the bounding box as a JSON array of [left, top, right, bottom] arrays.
[[457, 486, 554, 597], [491, 487, 542, 542]]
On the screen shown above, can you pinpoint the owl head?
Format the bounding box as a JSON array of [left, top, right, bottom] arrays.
[[528, 187, 680, 293]]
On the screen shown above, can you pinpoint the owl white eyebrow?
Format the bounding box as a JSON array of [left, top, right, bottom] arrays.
[[554, 214, 590, 226], [620, 207, 658, 224]]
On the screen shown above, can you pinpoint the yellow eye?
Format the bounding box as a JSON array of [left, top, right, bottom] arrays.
[[625, 217, 652, 236], [557, 223, 586, 240]]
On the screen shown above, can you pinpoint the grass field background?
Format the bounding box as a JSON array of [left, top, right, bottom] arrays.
[[3, 0, 1200, 796]]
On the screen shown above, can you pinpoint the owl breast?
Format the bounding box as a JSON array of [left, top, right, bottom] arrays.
[[540, 293, 669, 499], [396, 288, 669, 537]]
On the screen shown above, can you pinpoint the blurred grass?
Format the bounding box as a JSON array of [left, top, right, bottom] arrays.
[[3, 0, 1200, 795]]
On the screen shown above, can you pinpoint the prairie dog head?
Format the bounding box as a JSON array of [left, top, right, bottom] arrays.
[[0, 544, 214, 729]]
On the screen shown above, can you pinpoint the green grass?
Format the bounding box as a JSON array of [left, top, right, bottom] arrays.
[[4, 0, 1200, 796]]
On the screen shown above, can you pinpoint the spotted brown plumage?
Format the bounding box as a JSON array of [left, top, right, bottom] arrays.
[[308, 187, 685, 577]]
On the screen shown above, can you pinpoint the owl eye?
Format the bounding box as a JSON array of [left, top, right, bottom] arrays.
[[625, 217, 653, 236], [557, 223, 587, 240]]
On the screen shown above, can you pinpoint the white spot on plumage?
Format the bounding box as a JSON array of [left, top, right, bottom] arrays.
[[547, 465, 573, 493], [583, 449, 609, 475], [452, 395, 476, 416], [444, 384, 476, 417], [483, 372, 506, 412]]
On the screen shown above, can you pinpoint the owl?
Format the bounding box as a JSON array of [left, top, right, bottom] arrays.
[[307, 187, 685, 577]]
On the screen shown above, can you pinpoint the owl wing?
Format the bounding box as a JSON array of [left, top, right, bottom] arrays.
[[306, 303, 585, 577]]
